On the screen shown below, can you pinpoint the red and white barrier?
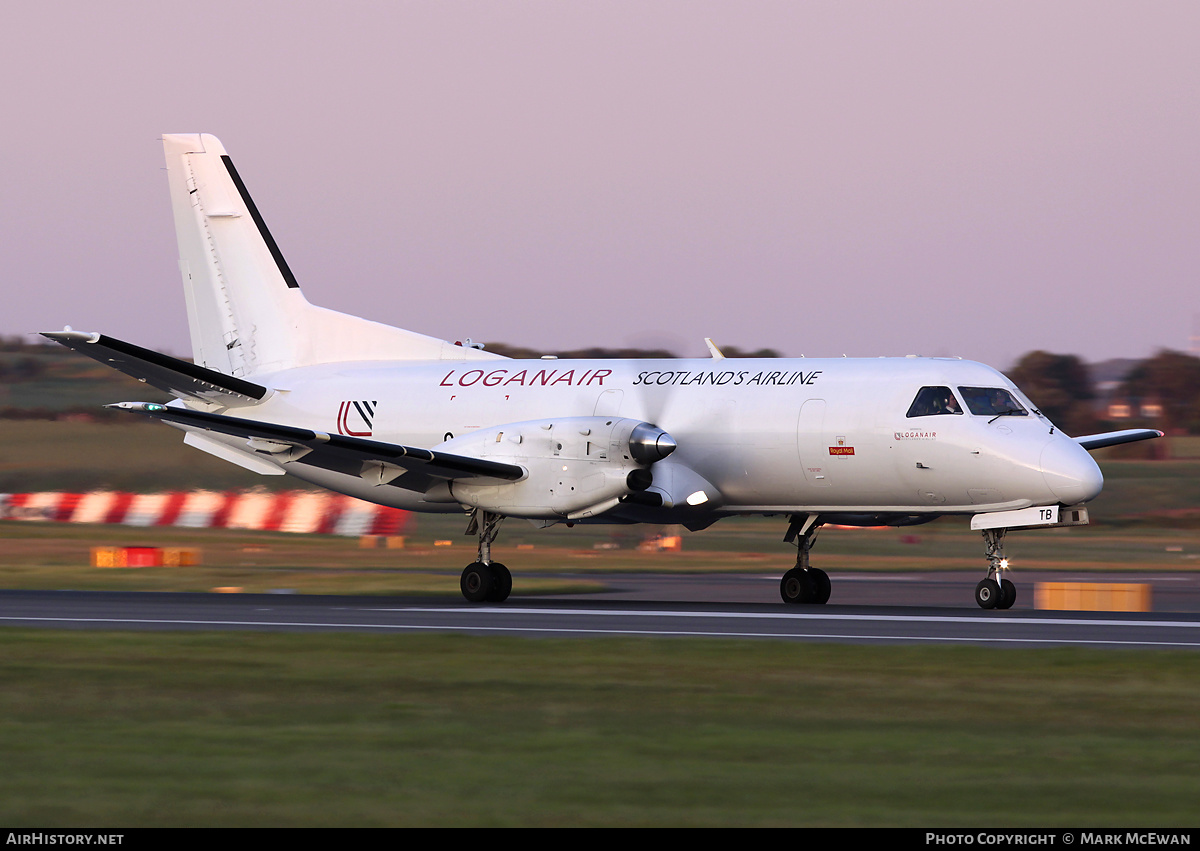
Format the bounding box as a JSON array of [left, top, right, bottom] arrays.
[[0, 490, 411, 537]]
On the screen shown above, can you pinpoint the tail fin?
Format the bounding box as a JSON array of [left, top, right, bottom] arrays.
[[163, 134, 500, 376]]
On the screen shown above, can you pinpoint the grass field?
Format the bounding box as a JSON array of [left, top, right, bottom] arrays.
[[2, 510, 1199, 826], [1, 631, 1198, 827]]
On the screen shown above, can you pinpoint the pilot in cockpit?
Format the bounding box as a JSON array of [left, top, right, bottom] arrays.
[[938, 391, 960, 415]]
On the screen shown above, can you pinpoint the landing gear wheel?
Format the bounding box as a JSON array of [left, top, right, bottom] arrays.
[[487, 562, 512, 603], [461, 562, 495, 603], [780, 567, 816, 605], [997, 578, 1017, 610], [975, 578, 1001, 610], [809, 568, 831, 605], [781, 515, 828, 605]]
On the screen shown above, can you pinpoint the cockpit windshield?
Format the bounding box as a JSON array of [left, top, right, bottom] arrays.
[[957, 387, 1028, 417], [906, 386, 963, 418]]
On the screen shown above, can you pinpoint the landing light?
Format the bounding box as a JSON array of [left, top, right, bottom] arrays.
[[999, 558, 1010, 570], [686, 491, 709, 506]]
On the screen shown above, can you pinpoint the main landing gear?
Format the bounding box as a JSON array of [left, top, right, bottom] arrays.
[[780, 514, 831, 605], [975, 528, 1016, 610], [460, 509, 512, 603]]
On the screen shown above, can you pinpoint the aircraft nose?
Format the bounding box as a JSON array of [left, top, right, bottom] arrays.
[[1040, 438, 1103, 504]]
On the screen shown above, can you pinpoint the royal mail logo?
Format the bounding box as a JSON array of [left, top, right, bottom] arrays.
[[828, 446, 855, 456], [895, 430, 937, 440], [337, 401, 377, 437]]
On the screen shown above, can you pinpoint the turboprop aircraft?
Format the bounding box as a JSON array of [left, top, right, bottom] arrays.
[[45, 133, 1163, 608]]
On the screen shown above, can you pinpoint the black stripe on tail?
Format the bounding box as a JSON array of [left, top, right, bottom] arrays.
[[220, 155, 301, 289]]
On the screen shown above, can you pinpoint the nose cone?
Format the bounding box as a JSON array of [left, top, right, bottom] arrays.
[[1040, 439, 1103, 504], [629, 422, 677, 464]]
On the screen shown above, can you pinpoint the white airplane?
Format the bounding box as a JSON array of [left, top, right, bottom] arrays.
[[45, 134, 1162, 608]]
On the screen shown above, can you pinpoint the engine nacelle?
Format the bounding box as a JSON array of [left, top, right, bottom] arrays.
[[438, 416, 676, 519]]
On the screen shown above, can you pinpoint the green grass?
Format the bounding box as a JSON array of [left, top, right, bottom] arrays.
[[1086, 459, 1200, 524], [0, 348, 171, 412], [0, 631, 1197, 826], [0, 420, 282, 493]]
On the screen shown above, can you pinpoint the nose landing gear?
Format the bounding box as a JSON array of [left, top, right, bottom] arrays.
[[976, 528, 1016, 610]]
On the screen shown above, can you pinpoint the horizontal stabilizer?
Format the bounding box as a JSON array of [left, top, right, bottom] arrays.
[[111, 402, 526, 490], [42, 331, 267, 407], [1073, 429, 1164, 451]]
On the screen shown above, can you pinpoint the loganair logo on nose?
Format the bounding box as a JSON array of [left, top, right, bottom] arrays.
[[895, 430, 937, 440], [337, 401, 377, 437]]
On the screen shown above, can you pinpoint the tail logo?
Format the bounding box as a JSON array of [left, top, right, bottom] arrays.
[[337, 401, 378, 437]]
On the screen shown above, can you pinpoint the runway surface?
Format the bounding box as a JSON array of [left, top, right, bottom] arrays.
[[3, 570, 1200, 649]]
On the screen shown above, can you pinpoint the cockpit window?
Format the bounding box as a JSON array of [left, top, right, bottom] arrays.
[[957, 387, 1028, 417], [906, 386, 963, 418]]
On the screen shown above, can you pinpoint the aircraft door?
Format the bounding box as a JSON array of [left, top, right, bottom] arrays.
[[796, 399, 831, 486]]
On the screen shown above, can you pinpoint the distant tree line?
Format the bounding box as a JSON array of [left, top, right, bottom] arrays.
[[0, 357, 48, 383], [482, 343, 781, 359], [0, 336, 54, 382], [1007, 349, 1200, 436], [0, 335, 54, 353], [1109, 350, 1200, 435]]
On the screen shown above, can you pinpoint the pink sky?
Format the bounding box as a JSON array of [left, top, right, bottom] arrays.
[[2, 1, 1197, 369]]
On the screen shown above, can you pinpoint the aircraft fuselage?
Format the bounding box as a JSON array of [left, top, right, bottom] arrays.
[[232, 354, 1102, 524]]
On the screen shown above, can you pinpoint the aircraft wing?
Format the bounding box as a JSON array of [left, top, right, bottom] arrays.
[[111, 402, 526, 489], [42, 331, 268, 408], [1073, 428, 1165, 451]]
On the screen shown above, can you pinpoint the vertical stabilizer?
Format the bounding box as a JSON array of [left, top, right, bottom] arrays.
[[163, 134, 500, 376]]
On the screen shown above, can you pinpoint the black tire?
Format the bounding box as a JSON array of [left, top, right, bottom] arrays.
[[780, 567, 815, 604], [809, 568, 832, 605], [997, 578, 1017, 610], [487, 562, 512, 603], [461, 562, 494, 603], [975, 579, 1001, 610]]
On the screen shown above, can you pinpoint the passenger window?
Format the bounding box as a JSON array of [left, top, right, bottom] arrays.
[[957, 387, 1028, 417], [906, 386, 963, 418]]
